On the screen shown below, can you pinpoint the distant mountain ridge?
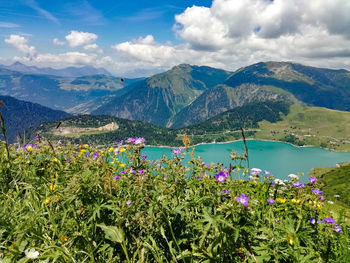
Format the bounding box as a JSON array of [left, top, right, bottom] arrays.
[[0, 95, 71, 143], [0, 62, 112, 77], [0, 68, 143, 114]]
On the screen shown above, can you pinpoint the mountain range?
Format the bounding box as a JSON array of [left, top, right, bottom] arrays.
[[0, 95, 70, 143], [0, 62, 112, 77]]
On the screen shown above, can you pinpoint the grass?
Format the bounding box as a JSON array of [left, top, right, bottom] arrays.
[[256, 104, 350, 151]]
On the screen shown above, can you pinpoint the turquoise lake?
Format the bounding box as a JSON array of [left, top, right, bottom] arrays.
[[143, 140, 350, 181]]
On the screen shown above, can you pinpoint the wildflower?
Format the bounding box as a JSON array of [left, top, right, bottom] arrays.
[[310, 218, 316, 224], [65, 158, 70, 162], [116, 140, 123, 145], [309, 177, 317, 183], [126, 201, 131, 206], [288, 174, 299, 180], [274, 179, 285, 185], [120, 163, 126, 168], [52, 157, 58, 162], [33, 135, 39, 140], [83, 144, 88, 148], [276, 219, 281, 223], [141, 154, 147, 159], [328, 201, 334, 204], [93, 152, 98, 159], [276, 198, 286, 204], [114, 176, 121, 180], [130, 167, 136, 174], [235, 194, 249, 206], [49, 184, 56, 191], [318, 196, 326, 202], [324, 217, 336, 224], [311, 189, 323, 195], [251, 168, 262, 175], [137, 169, 144, 174], [292, 182, 302, 188], [60, 236, 68, 242], [108, 147, 114, 152], [291, 199, 300, 204], [215, 172, 226, 182], [25, 248, 39, 259], [264, 170, 270, 175], [267, 198, 275, 204], [334, 225, 342, 233], [286, 236, 294, 245], [222, 190, 229, 194], [44, 197, 51, 204], [120, 170, 127, 174], [134, 137, 145, 144], [334, 194, 340, 198], [119, 148, 126, 153]]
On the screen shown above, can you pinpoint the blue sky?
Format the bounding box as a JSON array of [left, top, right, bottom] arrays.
[[1, 0, 350, 76]]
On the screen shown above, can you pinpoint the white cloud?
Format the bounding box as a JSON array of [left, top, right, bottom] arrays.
[[26, 0, 59, 24], [4, 34, 37, 57], [84, 43, 103, 54], [109, 0, 350, 75], [53, 38, 65, 46], [65, 30, 98, 48]]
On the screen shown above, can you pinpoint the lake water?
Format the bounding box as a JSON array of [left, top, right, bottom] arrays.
[[143, 140, 350, 181]]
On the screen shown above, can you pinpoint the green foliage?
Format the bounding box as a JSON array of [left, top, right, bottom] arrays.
[[0, 138, 349, 262]]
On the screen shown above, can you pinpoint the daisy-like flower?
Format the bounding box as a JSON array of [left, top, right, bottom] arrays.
[[288, 174, 299, 180], [235, 194, 249, 206], [25, 248, 39, 259]]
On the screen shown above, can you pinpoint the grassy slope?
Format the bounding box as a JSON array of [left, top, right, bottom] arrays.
[[255, 104, 350, 151]]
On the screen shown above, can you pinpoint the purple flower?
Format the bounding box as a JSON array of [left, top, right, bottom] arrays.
[[276, 219, 281, 223], [113, 148, 119, 154], [93, 152, 98, 160], [235, 194, 249, 206], [113, 176, 121, 180], [300, 184, 306, 188], [126, 201, 131, 206], [164, 176, 167, 181], [292, 182, 302, 188], [137, 169, 144, 174], [116, 140, 123, 145], [318, 196, 326, 202], [85, 153, 89, 157], [141, 154, 147, 159], [120, 170, 127, 174], [251, 168, 262, 175], [134, 137, 145, 144], [310, 218, 316, 224], [130, 167, 136, 174], [201, 162, 205, 166], [324, 217, 336, 224], [33, 135, 39, 140], [309, 177, 317, 183], [126, 138, 136, 143], [222, 190, 229, 194], [334, 226, 342, 233], [65, 158, 70, 162], [267, 198, 275, 204], [264, 170, 270, 175], [215, 172, 226, 182], [311, 189, 323, 195]]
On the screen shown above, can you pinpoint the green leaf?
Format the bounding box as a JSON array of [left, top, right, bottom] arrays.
[[97, 224, 125, 243]]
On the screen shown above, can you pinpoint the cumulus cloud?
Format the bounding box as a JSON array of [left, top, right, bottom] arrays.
[[84, 43, 103, 54], [65, 30, 98, 48], [53, 38, 65, 46], [108, 0, 350, 75], [5, 34, 37, 57]]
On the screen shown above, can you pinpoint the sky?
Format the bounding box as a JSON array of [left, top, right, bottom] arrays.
[[1, 0, 350, 77]]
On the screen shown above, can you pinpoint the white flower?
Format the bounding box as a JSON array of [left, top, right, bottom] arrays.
[[274, 179, 285, 185], [334, 194, 340, 198], [288, 174, 299, 180], [328, 201, 334, 204], [25, 248, 39, 259]]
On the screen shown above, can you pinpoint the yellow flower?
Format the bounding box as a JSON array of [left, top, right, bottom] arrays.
[[80, 149, 86, 153], [286, 236, 294, 245], [110, 161, 114, 165], [276, 198, 286, 204], [60, 236, 68, 242], [26, 146, 32, 151], [120, 163, 126, 168], [52, 157, 58, 162], [44, 197, 51, 204], [100, 150, 104, 154], [108, 147, 114, 152], [291, 199, 300, 204], [78, 153, 83, 157], [83, 144, 88, 148], [119, 148, 126, 153], [49, 184, 56, 191], [26, 161, 30, 164]]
